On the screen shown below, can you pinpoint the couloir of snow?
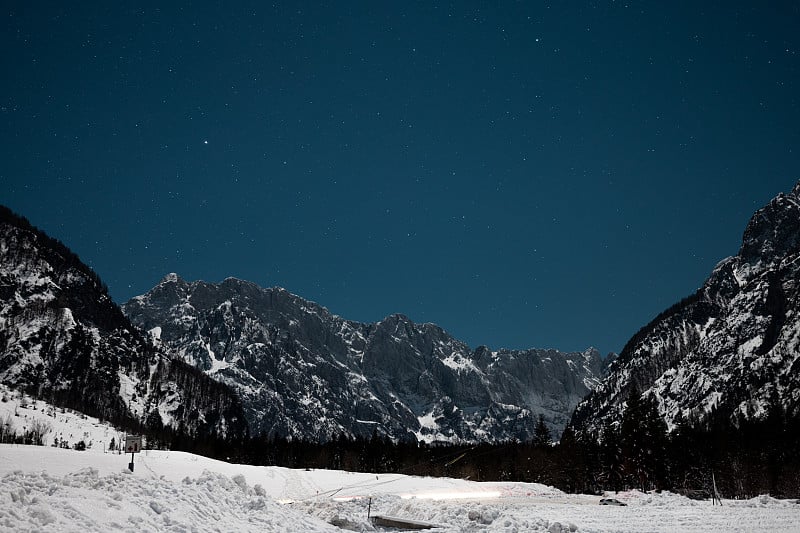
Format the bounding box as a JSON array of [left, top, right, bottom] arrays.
[[1, 388, 799, 532]]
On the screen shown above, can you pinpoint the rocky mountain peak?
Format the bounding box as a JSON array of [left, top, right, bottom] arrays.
[[569, 181, 800, 437], [161, 272, 183, 284], [791, 179, 800, 198], [739, 180, 800, 265]]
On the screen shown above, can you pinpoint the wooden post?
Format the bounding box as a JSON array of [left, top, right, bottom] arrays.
[[712, 471, 722, 505]]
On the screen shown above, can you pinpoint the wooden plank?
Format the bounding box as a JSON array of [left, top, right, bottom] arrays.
[[370, 514, 440, 529]]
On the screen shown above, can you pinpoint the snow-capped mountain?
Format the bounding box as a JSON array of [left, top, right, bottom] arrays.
[[123, 275, 604, 442], [0, 206, 247, 439], [569, 181, 800, 437]]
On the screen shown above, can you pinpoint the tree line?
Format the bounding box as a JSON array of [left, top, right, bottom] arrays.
[[8, 377, 798, 499], [155, 389, 800, 500]]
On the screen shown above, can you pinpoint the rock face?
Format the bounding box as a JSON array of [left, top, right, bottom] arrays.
[[0, 206, 247, 439], [569, 182, 800, 437], [124, 276, 604, 442]]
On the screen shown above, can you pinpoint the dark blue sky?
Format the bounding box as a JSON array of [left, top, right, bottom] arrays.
[[3, 2, 799, 354]]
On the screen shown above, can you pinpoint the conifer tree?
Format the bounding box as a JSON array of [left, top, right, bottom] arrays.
[[619, 386, 668, 491], [533, 414, 552, 447]]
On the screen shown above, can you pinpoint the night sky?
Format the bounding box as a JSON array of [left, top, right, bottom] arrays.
[[3, 2, 799, 355]]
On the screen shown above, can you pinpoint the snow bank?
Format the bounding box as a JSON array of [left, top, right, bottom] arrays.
[[0, 466, 339, 532]]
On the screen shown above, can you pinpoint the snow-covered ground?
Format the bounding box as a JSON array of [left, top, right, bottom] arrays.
[[0, 384, 123, 451], [1, 387, 799, 532]]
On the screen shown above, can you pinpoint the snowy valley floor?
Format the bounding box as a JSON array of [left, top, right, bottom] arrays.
[[2, 444, 800, 533], [1, 391, 799, 532]]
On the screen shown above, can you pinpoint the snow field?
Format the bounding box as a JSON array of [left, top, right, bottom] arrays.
[[0, 384, 122, 451], [2, 445, 800, 533], [1, 386, 800, 532]]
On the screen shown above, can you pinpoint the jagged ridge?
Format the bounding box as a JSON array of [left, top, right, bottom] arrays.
[[569, 181, 800, 437], [123, 275, 605, 443]]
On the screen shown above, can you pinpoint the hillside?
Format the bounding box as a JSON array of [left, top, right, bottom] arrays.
[[0, 206, 247, 440], [570, 181, 800, 436]]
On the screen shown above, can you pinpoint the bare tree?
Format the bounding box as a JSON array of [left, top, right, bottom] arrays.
[[28, 419, 52, 446], [0, 414, 15, 443]]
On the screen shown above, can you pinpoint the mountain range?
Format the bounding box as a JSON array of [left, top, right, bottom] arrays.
[[0, 206, 604, 443], [2, 180, 799, 445], [122, 274, 604, 441]]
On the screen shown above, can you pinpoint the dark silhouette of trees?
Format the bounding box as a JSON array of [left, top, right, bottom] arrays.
[[618, 387, 669, 491], [533, 414, 552, 448]]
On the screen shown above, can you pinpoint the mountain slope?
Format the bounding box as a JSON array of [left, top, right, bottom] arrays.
[[0, 206, 248, 439], [569, 182, 800, 436], [123, 275, 604, 442]]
